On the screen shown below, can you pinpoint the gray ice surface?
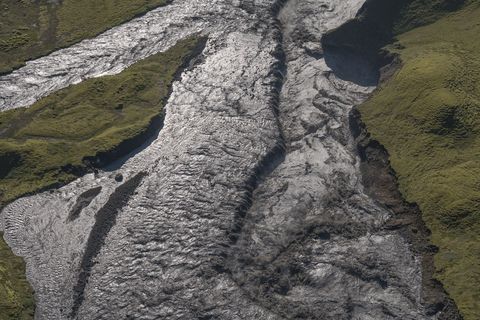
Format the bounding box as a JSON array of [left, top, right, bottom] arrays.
[[0, 0, 440, 319]]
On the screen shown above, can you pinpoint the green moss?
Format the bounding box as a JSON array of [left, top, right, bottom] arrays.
[[0, 36, 202, 319], [0, 0, 168, 74], [0, 233, 34, 320], [393, 0, 467, 34], [360, 3, 480, 319]]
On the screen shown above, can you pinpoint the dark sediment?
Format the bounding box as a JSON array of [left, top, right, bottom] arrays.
[[69, 172, 146, 318], [226, 0, 288, 245], [67, 186, 102, 222], [349, 108, 463, 320]]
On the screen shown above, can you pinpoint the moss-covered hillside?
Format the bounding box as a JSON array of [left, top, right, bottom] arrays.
[[359, 2, 480, 319], [0, 36, 202, 320], [0, 242, 33, 320], [0, 0, 169, 74]]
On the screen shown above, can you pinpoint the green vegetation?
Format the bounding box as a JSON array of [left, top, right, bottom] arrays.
[[0, 239, 33, 320], [0, 0, 169, 74], [360, 2, 480, 319], [393, 0, 466, 34], [0, 36, 202, 319]]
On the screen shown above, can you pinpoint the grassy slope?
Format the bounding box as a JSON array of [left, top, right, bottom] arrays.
[[0, 242, 33, 320], [0, 0, 168, 74], [360, 3, 480, 319], [392, 0, 467, 34], [0, 36, 200, 320]]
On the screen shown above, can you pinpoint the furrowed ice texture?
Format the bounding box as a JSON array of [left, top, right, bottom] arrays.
[[360, 3, 480, 319], [0, 0, 168, 74], [0, 36, 201, 320]]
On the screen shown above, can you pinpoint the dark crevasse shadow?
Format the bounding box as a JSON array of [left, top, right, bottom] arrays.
[[319, 0, 399, 87], [69, 172, 147, 318], [323, 47, 380, 87]]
